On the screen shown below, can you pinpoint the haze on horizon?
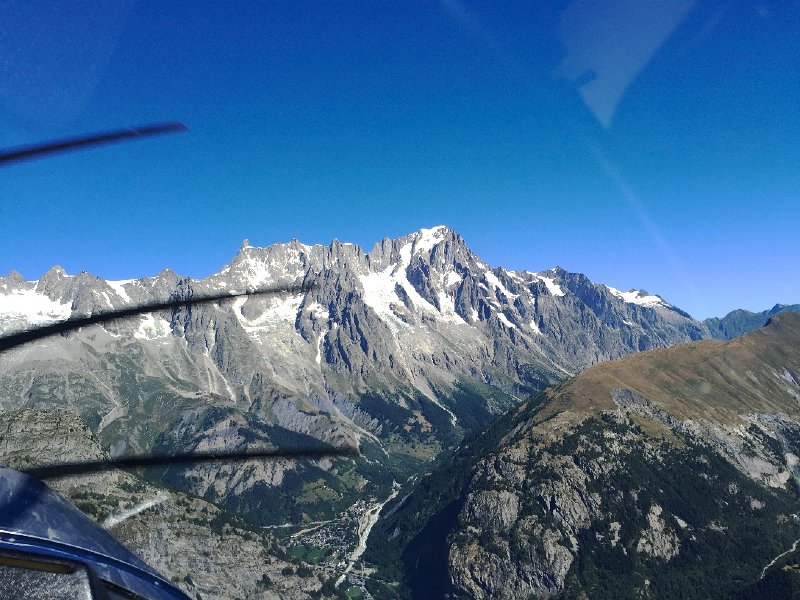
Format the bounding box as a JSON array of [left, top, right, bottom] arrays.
[[1, 1, 797, 320]]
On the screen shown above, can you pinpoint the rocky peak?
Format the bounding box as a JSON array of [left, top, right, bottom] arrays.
[[0, 270, 29, 293], [1, 226, 720, 402], [764, 310, 800, 332], [35, 265, 74, 298], [367, 226, 461, 269]]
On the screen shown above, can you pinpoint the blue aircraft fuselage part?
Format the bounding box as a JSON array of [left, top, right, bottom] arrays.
[[0, 466, 191, 600]]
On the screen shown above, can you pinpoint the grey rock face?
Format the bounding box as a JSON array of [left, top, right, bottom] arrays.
[[449, 521, 575, 600], [636, 504, 680, 561], [611, 388, 798, 488], [0, 409, 106, 468], [463, 490, 520, 531], [441, 407, 800, 599], [447, 446, 603, 599]]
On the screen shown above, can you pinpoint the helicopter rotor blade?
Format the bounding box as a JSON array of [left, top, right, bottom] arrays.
[[0, 125, 357, 480], [0, 121, 187, 166], [0, 282, 316, 353], [23, 446, 360, 480]]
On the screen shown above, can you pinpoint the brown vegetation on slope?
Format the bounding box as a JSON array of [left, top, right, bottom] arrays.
[[541, 312, 800, 425]]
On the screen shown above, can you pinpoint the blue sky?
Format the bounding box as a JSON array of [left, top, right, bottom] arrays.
[[0, 1, 798, 319]]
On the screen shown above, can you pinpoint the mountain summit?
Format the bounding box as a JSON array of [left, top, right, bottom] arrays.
[[1, 225, 707, 383]]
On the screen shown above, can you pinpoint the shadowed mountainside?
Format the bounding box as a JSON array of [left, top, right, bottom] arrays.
[[704, 304, 800, 340], [368, 313, 800, 599]]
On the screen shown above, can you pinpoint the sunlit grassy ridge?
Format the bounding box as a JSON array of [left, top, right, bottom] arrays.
[[543, 312, 800, 424]]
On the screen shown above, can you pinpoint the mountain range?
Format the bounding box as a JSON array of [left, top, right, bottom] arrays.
[[0, 225, 797, 599]]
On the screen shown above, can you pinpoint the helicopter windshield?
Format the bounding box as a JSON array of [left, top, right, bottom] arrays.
[[1, 2, 799, 599]]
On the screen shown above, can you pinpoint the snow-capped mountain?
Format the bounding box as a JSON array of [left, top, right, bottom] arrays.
[[0, 225, 706, 391], [0, 226, 710, 529]]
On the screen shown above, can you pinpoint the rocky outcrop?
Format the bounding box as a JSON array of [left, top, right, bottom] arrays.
[[636, 504, 680, 560]]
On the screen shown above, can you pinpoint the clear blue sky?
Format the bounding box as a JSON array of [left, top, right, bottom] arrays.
[[1, 1, 798, 319]]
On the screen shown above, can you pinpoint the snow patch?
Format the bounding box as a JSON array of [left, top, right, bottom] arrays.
[[134, 314, 172, 340], [360, 237, 465, 330], [233, 294, 303, 333], [444, 271, 461, 287], [233, 249, 305, 287], [413, 226, 448, 255], [528, 272, 565, 297], [266, 295, 303, 322], [606, 286, 666, 308], [306, 302, 330, 320], [436, 291, 464, 324], [100, 291, 113, 308], [237, 254, 272, 286], [359, 269, 414, 334], [484, 270, 518, 300], [315, 332, 325, 365], [0, 289, 72, 327], [496, 312, 516, 329], [108, 279, 133, 303]]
